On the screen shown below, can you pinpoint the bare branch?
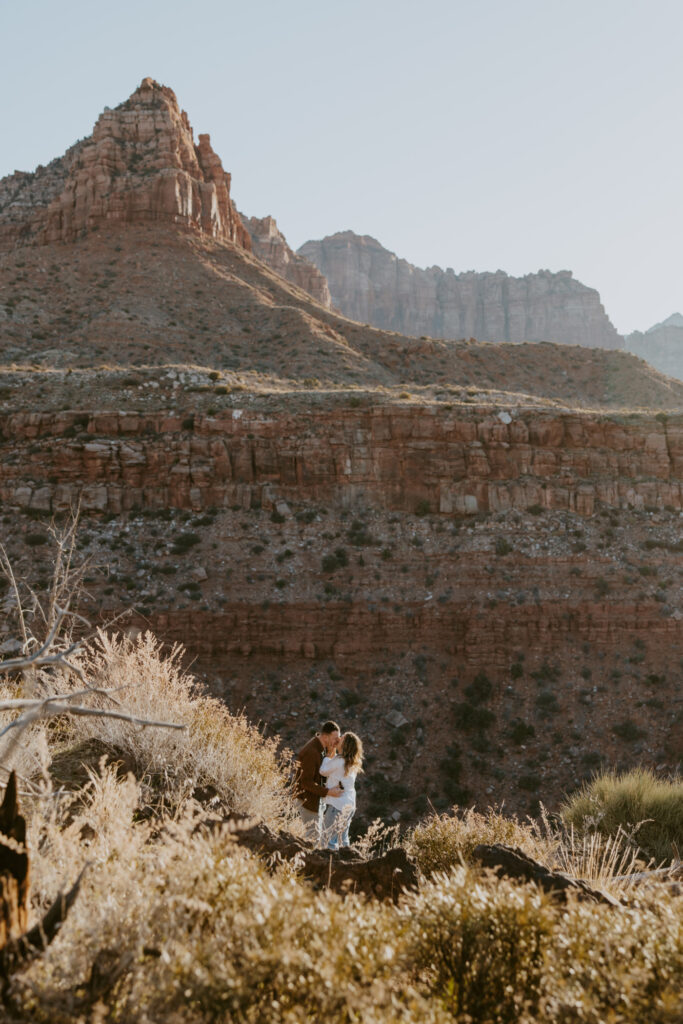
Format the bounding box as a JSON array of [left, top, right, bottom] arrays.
[[0, 514, 186, 777], [0, 546, 28, 652], [1, 703, 186, 732]]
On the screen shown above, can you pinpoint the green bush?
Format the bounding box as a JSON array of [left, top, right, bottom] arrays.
[[560, 767, 683, 863], [346, 519, 375, 546], [464, 672, 493, 705], [321, 548, 348, 572], [454, 702, 495, 732], [508, 720, 535, 745], [25, 533, 49, 546], [612, 719, 646, 742], [171, 532, 201, 554], [495, 536, 513, 556], [535, 691, 559, 714], [439, 743, 470, 804]]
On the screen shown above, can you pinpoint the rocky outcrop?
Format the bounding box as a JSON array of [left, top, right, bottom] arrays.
[[299, 231, 622, 349], [626, 314, 683, 382], [0, 78, 251, 251], [241, 214, 331, 307], [1, 405, 680, 517]]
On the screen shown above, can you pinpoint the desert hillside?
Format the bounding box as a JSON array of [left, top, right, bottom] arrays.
[[0, 78, 681, 822]]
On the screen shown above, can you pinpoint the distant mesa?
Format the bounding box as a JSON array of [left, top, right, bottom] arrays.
[[0, 77, 250, 250], [298, 231, 623, 350], [647, 312, 683, 332], [626, 313, 683, 382]]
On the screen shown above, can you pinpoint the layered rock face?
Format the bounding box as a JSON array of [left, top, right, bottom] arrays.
[[241, 214, 331, 307], [299, 231, 622, 349], [626, 314, 683, 382], [0, 78, 251, 250], [2, 404, 681, 517], [1, 401, 681, 814]]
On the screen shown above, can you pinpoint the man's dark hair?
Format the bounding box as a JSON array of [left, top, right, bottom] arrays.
[[320, 720, 340, 735]]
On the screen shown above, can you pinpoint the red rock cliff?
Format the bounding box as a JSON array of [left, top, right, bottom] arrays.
[[1, 404, 680, 516], [241, 214, 332, 308]]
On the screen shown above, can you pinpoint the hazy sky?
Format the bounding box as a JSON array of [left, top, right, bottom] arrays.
[[2, 0, 682, 334]]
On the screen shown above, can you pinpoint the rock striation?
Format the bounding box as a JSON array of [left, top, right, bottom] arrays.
[[1, 404, 681, 517], [0, 78, 250, 251], [241, 214, 331, 307], [299, 231, 622, 349], [626, 314, 683, 382]]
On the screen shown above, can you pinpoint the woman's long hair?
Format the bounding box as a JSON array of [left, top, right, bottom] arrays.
[[341, 732, 363, 774]]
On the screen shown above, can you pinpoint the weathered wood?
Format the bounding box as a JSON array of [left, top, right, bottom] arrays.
[[614, 861, 683, 896], [0, 773, 29, 950], [615, 862, 683, 884], [0, 771, 84, 985], [209, 815, 418, 901], [472, 843, 621, 906]]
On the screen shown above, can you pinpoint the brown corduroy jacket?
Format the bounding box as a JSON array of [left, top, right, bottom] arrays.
[[294, 735, 329, 812]]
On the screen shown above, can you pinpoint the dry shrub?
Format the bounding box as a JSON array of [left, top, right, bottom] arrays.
[[547, 823, 645, 897], [1, 621, 681, 1023], [5, 752, 683, 1024], [540, 892, 683, 1023], [15, 769, 447, 1024], [402, 865, 683, 1024], [52, 631, 296, 829], [402, 866, 554, 1023], [404, 805, 555, 877]]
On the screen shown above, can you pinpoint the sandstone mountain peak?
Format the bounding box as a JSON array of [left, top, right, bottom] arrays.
[[0, 78, 250, 251]]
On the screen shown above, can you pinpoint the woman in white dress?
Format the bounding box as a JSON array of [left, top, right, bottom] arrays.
[[319, 732, 363, 850]]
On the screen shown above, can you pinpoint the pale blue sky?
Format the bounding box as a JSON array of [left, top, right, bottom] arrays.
[[2, 0, 682, 334]]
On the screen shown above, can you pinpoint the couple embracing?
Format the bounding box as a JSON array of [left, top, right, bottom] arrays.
[[294, 720, 364, 849]]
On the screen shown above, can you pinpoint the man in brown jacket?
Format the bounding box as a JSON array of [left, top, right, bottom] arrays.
[[294, 720, 342, 845]]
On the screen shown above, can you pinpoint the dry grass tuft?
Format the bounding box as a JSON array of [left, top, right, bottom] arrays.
[[404, 805, 555, 877], [561, 766, 683, 864], [49, 631, 297, 829]]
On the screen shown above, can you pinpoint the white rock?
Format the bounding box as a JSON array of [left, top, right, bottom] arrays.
[[0, 638, 22, 655], [385, 710, 409, 729]]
